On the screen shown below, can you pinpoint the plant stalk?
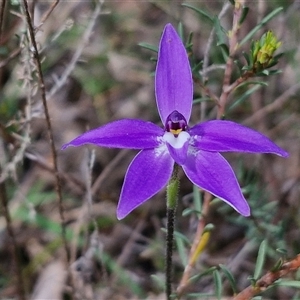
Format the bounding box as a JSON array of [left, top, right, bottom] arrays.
[[166, 164, 179, 300]]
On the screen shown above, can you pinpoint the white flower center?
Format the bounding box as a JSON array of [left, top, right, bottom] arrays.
[[163, 131, 190, 149]]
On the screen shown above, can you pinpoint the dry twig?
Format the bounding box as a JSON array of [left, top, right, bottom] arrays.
[[21, 0, 70, 264], [234, 255, 300, 300], [176, 192, 212, 298], [48, 0, 104, 98], [218, 0, 245, 119], [0, 0, 7, 43]]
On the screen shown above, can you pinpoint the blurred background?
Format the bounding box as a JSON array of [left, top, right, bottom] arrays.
[[0, 1, 300, 299]]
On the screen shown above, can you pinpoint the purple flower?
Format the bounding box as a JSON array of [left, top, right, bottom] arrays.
[[62, 24, 288, 220]]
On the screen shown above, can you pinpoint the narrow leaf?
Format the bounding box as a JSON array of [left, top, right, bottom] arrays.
[[182, 3, 214, 23], [178, 22, 184, 41], [175, 234, 188, 266], [219, 264, 238, 294], [190, 266, 217, 283], [254, 240, 267, 280], [213, 270, 222, 300], [239, 7, 283, 46], [193, 184, 202, 218], [229, 85, 262, 111], [239, 6, 249, 25], [138, 42, 158, 53], [214, 16, 227, 46], [274, 280, 300, 288], [173, 230, 192, 246]]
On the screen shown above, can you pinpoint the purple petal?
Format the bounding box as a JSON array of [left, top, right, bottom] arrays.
[[155, 23, 193, 124], [182, 150, 250, 216], [163, 131, 190, 165], [117, 148, 174, 219], [166, 142, 189, 165], [61, 119, 163, 150], [190, 120, 288, 157]]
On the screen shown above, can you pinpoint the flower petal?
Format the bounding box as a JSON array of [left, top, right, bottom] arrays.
[[117, 148, 174, 219], [190, 120, 288, 157], [182, 150, 250, 216], [163, 131, 190, 165], [61, 119, 163, 150], [155, 23, 193, 124]]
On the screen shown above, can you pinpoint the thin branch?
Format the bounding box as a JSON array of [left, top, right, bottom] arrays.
[[234, 255, 300, 300], [39, 0, 60, 27], [244, 82, 300, 126], [193, 75, 219, 106], [0, 0, 7, 43], [91, 149, 129, 196], [200, 1, 230, 121], [48, 0, 103, 98], [217, 0, 245, 119], [0, 47, 22, 69], [21, 0, 70, 263], [0, 167, 26, 300], [202, 2, 230, 78], [176, 192, 211, 298]]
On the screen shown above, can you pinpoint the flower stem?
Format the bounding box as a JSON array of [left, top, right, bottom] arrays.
[[166, 164, 179, 300]]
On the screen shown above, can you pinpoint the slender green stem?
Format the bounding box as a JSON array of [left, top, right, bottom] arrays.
[[166, 164, 179, 300]]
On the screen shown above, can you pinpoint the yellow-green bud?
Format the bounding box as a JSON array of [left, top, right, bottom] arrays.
[[252, 31, 281, 69]]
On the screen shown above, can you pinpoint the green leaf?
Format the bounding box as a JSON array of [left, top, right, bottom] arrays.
[[182, 3, 214, 23], [203, 223, 215, 234], [193, 184, 202, 218], [229, 84, 262, 111], [254, 240, 267, 280], [173, 230, 191, 246], [138, 42, 158, 53], [178, 22, 184, 41], [276, 248, 288, 255], [274, 280, 300, 288], [239, 7, 283, 46], [239, 6, 249, 25], [175, 234, 188, 266], [219, 264, 238, 294], [213, 270, 222, 300], [190, 266, 217, 283], [271, 258, 284, 272], [213, 16, 227, 46], [182, 207, 202, 217], [219, 43, 230, 61]]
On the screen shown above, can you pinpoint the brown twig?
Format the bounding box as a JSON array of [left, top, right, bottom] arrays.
[[39, 0, 60, 27], [0, 47, 22, 68], [0, 0, 7, 43], [48, 0, 103, 98], [0, 167, 26, 300], [234, 255, 300, 300], [176, 192, 212, 298], [193, 75, 219, 106], [218, 0, 245, 119], [200, 1, 231, 120], [91, 149, 129, 196], [244, 82, 300, 126], [21, 0, 70, 263]]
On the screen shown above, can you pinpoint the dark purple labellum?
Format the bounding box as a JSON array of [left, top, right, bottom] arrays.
[[165, 110, 188, 136]]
